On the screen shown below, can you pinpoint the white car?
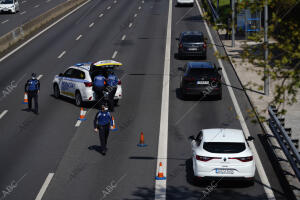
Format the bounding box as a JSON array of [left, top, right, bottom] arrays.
[[53, 60, 122, 106], [0, 0, 20, 13], [176, 0, 194, 6], [190, 128, 255, 183]]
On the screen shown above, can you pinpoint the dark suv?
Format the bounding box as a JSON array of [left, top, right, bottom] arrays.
[[179, 62, 222, 99], [176, 31, 207, 59]]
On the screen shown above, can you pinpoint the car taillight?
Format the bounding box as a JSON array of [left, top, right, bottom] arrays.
[[229, 156, 253, 162], [196, 156, 221, 162], [210, 78, 217, 82], [118, 80, 121, 85], [203, 42, 207, 49], [179, 43, 183, 48], [184, 77, 195, 81], [84, 82, 93, 87]]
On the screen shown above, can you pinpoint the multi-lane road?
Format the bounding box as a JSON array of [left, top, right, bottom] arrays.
[[0, 0, 291, 199], [0, 0, 66, 37]]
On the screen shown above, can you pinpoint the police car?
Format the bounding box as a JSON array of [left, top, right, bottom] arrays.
[[53, 60, 123, 106]]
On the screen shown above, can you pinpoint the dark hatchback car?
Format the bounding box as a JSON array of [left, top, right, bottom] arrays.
[[176, 31, 207, 59], [179, 62, 222, 99]]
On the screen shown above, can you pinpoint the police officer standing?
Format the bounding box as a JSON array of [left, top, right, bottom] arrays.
[[94, 105, 113, 155], [106, 70, 118, 112], [93, 72, 106, 105], [25, 73, 40, 114]]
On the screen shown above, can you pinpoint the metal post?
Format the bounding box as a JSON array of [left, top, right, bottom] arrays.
[[231, 0, 235, 47], [264, 0, 269, 95]]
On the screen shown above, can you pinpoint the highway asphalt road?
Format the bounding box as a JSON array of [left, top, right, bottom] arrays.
[[0, 0, 66, 37], [0, 0, 291, 199]]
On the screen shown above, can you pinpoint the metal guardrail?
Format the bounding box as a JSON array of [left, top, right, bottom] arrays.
[[206, 0, 220, 22], [268, 106, 300, 181]]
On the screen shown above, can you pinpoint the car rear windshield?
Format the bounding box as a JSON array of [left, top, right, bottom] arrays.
[[188, 68, 215, 76], [182, 35, 204, 43], [1, 0, 13, 4], [203, 142, 246, 153]]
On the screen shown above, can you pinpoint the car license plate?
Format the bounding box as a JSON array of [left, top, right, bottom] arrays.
[[3, 8, 9, 11], [216, 169, 234, 174], [197, 81, 209, 85], [188, 48, 197, 51]]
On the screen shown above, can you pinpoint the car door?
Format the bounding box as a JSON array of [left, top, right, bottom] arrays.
[[60, 68, 75, 98]]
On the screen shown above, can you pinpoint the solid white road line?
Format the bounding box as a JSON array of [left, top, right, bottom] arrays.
[[57, 51, 66, 59], [35, 173, 54, 200], [34, 4, 40, 8], [1, 19, 9, 24], [76, 35, 82, 40], [154, 0, 172, 199], [107, 6, 111, 10], [20, 11, 26, 15], [75, 120, 81, 127], [134, 13, 137, 17], [0, 110, 8, 119], [128, 22, 133, 28], [89, 22, 94, 28], [99, 13, 103, 18], [112, 51, 118, 59], [121, 35, 126, 41], [195, 1, 276, 199], [37, 74, 43, 80], [0, 0, 91, 63]]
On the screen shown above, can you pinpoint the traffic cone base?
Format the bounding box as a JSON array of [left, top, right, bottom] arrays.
[[155, 176, 166, 180], [137, 143, 147, 147]]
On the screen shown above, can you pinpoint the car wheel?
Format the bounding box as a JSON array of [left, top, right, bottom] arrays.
[[215, 92, 222, 100], [114, 99, 119, 106], [75, 91, 83, 107], [53, 84, 60, 98]]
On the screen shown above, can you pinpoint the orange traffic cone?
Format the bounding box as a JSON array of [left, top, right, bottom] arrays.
[[78, 107, 86, 121], [110, 116, 117, 131], [155, 162, 166, 180], [137, 132, 147, 147], [23, 92, 28, 104]]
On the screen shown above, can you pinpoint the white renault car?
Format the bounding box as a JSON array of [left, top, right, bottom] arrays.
[[0, 0, 20, 13], [53, 60, 122, 106], [190, 129, 255, 183], [176, 0, 194, 6]]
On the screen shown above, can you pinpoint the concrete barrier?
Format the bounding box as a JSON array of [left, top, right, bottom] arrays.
[[0, 0, 87, 54]]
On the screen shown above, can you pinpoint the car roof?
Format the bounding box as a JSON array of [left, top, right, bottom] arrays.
[[187, 62, 214, 69], [202, 129, 246, 143], [181, 31, 203, 36], [70, 63, 92, 71]]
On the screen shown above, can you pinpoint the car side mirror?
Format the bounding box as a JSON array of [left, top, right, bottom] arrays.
[[247, 136, 255, 141], [59, 73, 64, 77], [189, 135, 195, 140], [178, 67, 184, 71]]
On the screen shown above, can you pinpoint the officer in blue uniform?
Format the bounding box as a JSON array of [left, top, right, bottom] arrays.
[[25, 73, 40, 114], [94, 105, 113, 155], [106, 70, 118, 112], [93, 73, 106, 105]]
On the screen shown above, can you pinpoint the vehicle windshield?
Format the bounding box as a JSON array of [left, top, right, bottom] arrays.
[[182, 35, 204, 43], [188, 68, 215, 76], [0, 0, 14, 4], [203, 142, 246, 153]]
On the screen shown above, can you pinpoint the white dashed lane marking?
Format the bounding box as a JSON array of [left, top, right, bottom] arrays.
[[138, 6, 141, 10], [34, 4, 40, 8], [20, 11, 26, 15], [1, 20, 9, 24], [113, 0, 117, 3], [0, 110, 8, 119], [76, 35, 82, 40], [37, 75, 43, 80], [75, 120, 81, 127], [99, 13, 103, 18], [112, 51, 118, 59], [121, 35, 126, 41], [129, 22, 133, 28], [107, 6, 111, 10], [89, 22, 94, 28], [21, 0, 26, 3], [134, 13, 137, 17], [57, 51, 66, 59], [35, 173, 54, 200]]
